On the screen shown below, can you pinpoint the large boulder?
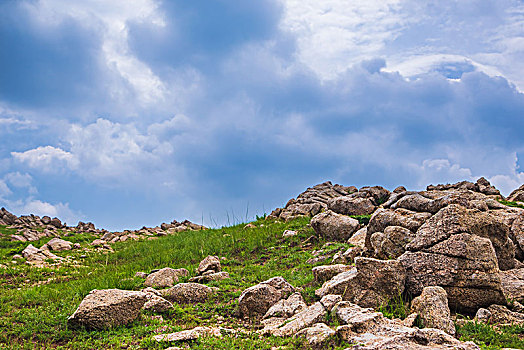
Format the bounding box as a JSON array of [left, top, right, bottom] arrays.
[[238, 276, 295, 318], [316, 257, 406, 308], [399, 232, 506, 312], [500, 268, 524, 303], [410, 286, 455, 335], [144, 268, 189, 289], [263, 292, 307, 319], [408, 204, 516, 270], [327, 196, 376, 216], [68, 289, 147, 329], [163, 283, 213, 304], [311, 210, 360, 242], [43, 238, 73, 251], [370, 225, 416, 259]]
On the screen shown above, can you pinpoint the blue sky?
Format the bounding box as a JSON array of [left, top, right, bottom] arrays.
[[0, 0, 523, 230]]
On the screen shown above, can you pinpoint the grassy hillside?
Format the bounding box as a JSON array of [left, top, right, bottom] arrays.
[[0, 217, 523, 349]]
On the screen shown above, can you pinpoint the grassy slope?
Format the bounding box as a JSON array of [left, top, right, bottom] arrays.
[[0, 217, 523, 349]]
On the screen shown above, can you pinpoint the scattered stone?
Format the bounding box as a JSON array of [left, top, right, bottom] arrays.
[[67, 289, 147, 329], [144, 267, 188, 289], [198, 255, 221, 275], [153, 326, 222, 342], [244, 223, 256, 229], [296, 323, 335, 347], [319, 294, 342, 312], [238, 276, 295, 318], [312, 264, 353, 284], [282, 230, 297, 238], [42, 238, 73, 251], [311, 210, 360, 242], [21, 244, 61, 264], [142, 289, 173, 313], [410, 286, 455, 335], [263, 292, 307, 319], [189, 271, 230, 283], [271, 302, 327, 337], [347, 227, 367, 247], [163, 283, 213, 304]]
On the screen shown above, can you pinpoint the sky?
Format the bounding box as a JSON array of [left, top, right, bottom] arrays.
[[0, 0, 523, 230]]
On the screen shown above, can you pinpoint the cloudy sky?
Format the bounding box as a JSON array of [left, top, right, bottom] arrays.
[[0, 0, 523, 230]]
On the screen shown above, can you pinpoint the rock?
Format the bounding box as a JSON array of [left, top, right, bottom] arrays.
[[163, 283, 213, 304], [153, 326, 222, 342], [268, 181, 355, 221], [327, 196, 376, 216], [410, 286, 455, 335], [316, 257, 406, 309], [393, 186, 407, 193], [311, 210, 360, 241], [198, 255, 221, 275], [189, 271, 230, 283], [67, 289, 147, 329], [263, 292, 307, 319], [312, 264, 353, 284], [474, 308, 492, 323], [508, 184, 524, 202], [408, 204, 516, 271], [296, 323, 335, 347], [358, 186, 391, 205], [49, 217, 62, 228], [334, 301, 479, 350], [476, 177, 501, 196], [21, 244, 61, 264], [43, 238, 72, 251], [135, 272, 148, 279], [41, 216, 51, 225], [392, 193, 437, 213], [238, 276, 295, 318], [142, 289, 173, 313], [282, 230, 297, 238], [319, 294, 342, 312], [366, 208, 431, 251], [91, 239, 106, 247], [144, 268, 188, 289], [348, 227, 367, 247], [500, 268, 524, 303], [399, 232, 506, 312], [511, 212, 524, 259], [487, 304, 524, 325], [370, 225, 416, 259], [270, 302, 327, 337]]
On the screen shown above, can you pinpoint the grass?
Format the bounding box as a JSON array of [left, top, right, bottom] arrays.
[[1, 218, 523, 349], [498, 199, 524, 209], [457, 321, 524, 349]]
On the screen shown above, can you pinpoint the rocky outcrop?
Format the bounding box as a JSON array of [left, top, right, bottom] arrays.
[[410, 286, 455, 335], [427, 178, 501, 197], [508, 184, 524, 202], [328, 196, 376, 216], [68, 289, 148, 329], [267, 181, 355, 221], [500, 268, 524, 303], [316, 257, 406, 308], [238, 276, 295, 318], [370, 225, 416, 259], [311, 210, 360, 241]]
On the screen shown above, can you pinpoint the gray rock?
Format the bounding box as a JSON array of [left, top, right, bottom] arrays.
[[508, 184, 524, 202], [43, 238, 72, 251], [68, 289, 147, 329], [311, 210, 360, 242], [263, 292, 307, 319], [475, 308, 492, 323], [371, 225, 416, 259], [189, 271, 230, 283], [328, 196, 376, 216], [163, 283, 213, 304], [271, 302, 327, 337], [312, 264, 353, 284], [238, 276, 295, 318], [410, 286, 455, 335], [487, 304, 524, 325], [153, 326, 222, 342], [500, 268, 524, 303], [296, 323, 335, 347], [319, 294, 342, 312], [198, 255, 221, 275], [144, 268, 188, 289], [142, 290, 173, 313]]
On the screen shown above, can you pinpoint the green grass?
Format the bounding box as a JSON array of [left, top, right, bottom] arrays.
[[457, 321, 524, 349], [349, 215, 371, 225], [498, 199, 524, 209]]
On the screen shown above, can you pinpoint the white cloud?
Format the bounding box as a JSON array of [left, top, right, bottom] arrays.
[[3, 172, 37, 194], [11, 146, 78, 172]]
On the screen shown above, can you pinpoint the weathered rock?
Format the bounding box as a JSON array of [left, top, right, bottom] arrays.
[[408, 204, 516, 271], [142, 289, 173, 313], [511, 212, 524, 259], [319, 294, 342, 312], [334, 301, 479, 350], [358, 186, 391, 205], [328, 196, 376, 216], [296, 323, 335, 347], [144, 268, 188, 289], [508, 184, 524, 202], [312, 264, 353, 284], [268, 181, 355, 221], [263, 292, 307, 319], [348, 227, 367, 247], [68, 289, 147, 329], [153, 327, 222, 342], [311, 210, 360, 241], [410, 286, 455, 335], [271, 302, 327, 337], [198, 255, 221, 275], [163, 283, 213, 304], [43, 238, 72, 251], [393, 186, 407, 193], [189, 271, 230, 283], [316, 257, 406, 309], [366, 208, 431, 251], [500, 268, 524, 303], [370, 225, 416, 259], [475, 308, 492, 323], [21, 244, 61, 264], [476, 177, 501, 196], [238, 276, 295, 318], [399, 233, 506, 312], [487, 304, 524, 325]]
